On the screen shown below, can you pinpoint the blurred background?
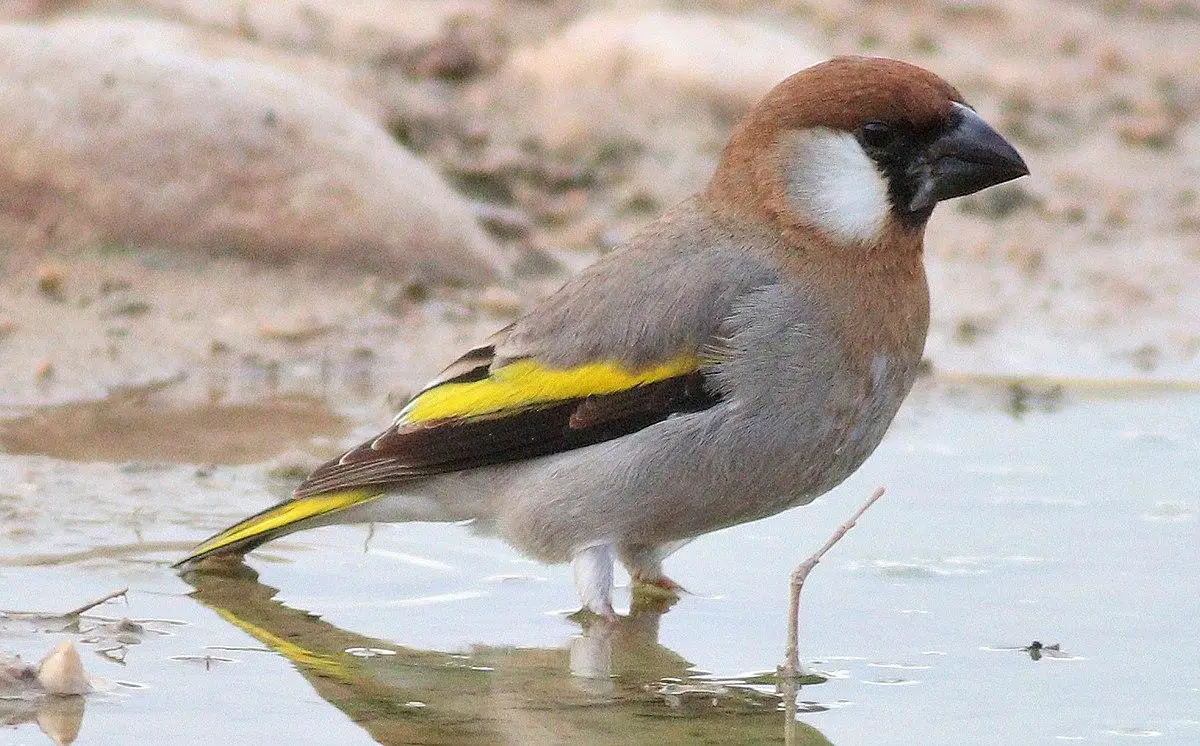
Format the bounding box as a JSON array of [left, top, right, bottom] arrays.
[[0, 1, 1197, 745], [0, 0, 1196, 409]]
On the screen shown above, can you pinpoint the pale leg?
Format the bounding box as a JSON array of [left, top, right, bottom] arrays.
[[572, 542, 616, 619], [618, 540, 691, 592]]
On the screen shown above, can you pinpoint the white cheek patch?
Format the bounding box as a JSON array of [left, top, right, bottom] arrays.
[[781, 128, 891, 246]]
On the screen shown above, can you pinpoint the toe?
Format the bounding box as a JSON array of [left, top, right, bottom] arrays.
[[633, 574, 686, 595]]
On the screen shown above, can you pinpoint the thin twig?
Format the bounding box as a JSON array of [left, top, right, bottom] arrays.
[[780, 673, 798, 746], [780, 486, 886, 679], [62, 588, 128, 617], [0, 587, 130, 620]]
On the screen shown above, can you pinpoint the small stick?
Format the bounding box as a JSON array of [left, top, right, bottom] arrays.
[[780, 486, 886, 679], [0, 587, 130, 620], [780, 673, 799, 746], [62, 588, 128, 617]]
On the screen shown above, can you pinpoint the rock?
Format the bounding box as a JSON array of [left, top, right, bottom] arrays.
[[0, 644, 87, 744], [36, 263, 66, 299], [476, 10, 826, 215], [36, 641, 90, 696], [1115, 110, 1178, 150], [1, 653, 36, 692], [475, 286, 525, 318], [0, 22, 502, 285], [37, 16, 401, 122], [487, 10, 826, 150], [471, 201, 533, 240], [35, 358, 55, 382], [256, 314, 334, 344], [119, 0, 493, 65]]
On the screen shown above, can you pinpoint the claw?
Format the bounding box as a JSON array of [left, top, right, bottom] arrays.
[[567, 604, 619, 623], [641, 575, 686, 593], [632, 573, 686, 595]]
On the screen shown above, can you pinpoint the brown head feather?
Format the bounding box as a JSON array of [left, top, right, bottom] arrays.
[[706, 56, 963, 243], [698, 57, 955, 375]]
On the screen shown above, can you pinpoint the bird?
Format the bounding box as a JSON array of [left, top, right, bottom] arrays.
[[176, 56, 1028, 619]]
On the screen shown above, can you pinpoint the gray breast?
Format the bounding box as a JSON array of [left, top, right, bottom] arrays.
[[490, 280, 918, 559]]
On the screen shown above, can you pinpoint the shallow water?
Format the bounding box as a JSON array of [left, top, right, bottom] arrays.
[[1, 382, 1197, 745]]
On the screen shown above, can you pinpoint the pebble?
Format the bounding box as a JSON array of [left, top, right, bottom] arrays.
[[36, 641, 91, 696]]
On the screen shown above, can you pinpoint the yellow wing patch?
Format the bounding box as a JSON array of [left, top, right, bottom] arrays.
[[181, 488, 383, 562], [401, 356, 700, 425], [213, 608, 354, 682]]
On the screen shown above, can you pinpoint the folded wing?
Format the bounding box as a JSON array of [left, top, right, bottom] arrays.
[[294, 346, 719, 498], [176, 202, 777, 567], [174, 347, 719, 567]]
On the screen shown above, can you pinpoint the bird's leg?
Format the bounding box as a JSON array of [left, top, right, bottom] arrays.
[[571, 542, 617, 620], [619, 543, 688, 598]]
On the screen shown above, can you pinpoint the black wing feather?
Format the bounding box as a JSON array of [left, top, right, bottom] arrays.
[[294, 371, 718, 498]]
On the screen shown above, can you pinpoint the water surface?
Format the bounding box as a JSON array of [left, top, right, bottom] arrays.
[[1, 382, 1197, 744]]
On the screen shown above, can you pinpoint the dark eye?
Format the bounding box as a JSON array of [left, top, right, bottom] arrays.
[[859, 121, 894, 149]]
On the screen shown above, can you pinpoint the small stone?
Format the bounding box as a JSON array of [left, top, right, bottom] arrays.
[[953, 318, 990, 345], [1055, 33, 1083, 56], [1, 653, 35, 691], [1004, 244, 1044, 277], [1097, 47, 1128, 73], [35, 359, 55, 382], [1102, 202, 1130, 227], [37, 264, 66, 299], [1122, 344, 1161, 372], [98, 277, 131, 295], [1041, 197, 1086, 223], [472, 202, 533, 239], [412, 20, 490, 81], [957, 184, 1038, 219], [257, 316, 333, 344], [1116, 112, 1177, 149], [105, 298, 152, 318], [476, 286, 525, 318], [1006, 381, 1066, 416], [36, 641, 90, 695], [511, 245, 564, 277], [265, 455, 320, 482]]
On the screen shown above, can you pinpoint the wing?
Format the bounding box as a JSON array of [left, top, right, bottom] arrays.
[[175, 346, 721, 567], [292, 345, 720, 498], [175, 199, 780, 566], [296, 198, 784, 497]]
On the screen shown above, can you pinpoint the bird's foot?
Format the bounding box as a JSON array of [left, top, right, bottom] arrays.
[[632, 574, 686, 598], [629, 574, 685, 614], [568, 603, 620, 624]]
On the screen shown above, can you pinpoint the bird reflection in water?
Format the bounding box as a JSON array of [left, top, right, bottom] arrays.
[[184, 565, 834, 745]]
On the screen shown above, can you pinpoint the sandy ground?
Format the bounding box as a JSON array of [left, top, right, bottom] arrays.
[[0, 0, 1196, 440]]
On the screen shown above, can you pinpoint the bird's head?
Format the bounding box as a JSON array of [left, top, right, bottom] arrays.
[[707, 56, 1029, 250]]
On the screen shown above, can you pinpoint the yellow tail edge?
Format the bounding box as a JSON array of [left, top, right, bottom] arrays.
[[211, 608, 353, 682], [174, 488, 385, 569]]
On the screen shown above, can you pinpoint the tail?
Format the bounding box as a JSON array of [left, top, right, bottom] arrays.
[[173, 488, 385, 569]]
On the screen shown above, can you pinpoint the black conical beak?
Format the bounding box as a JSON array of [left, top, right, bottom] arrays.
[[908, 102, 1029, 212]]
